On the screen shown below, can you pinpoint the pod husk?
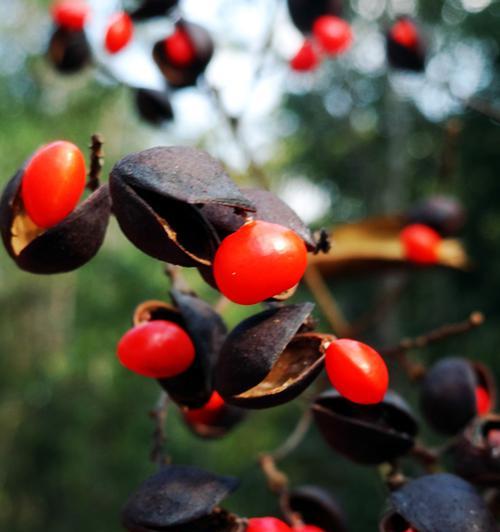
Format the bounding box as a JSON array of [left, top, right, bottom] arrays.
[[183, 403, 246, 440], [130, 0, 179, 21], [312, 390, 418, 465], [288, 485, 347, 532], [153, 21, 214, 88], [121, 465, 239, 531], [386, 19, 425, 72], [135, 88, 174, 126], [286, 0, 343, 33], [47, 26, 91, 74], [0, 167, 111, 274], [405, 196, 466, 237], [379, 473, 497, 532], [109, 146, 254, 266]]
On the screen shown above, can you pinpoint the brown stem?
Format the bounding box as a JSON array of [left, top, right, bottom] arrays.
[[410, 443, 440, 474], [149, 391, 170, 466], [164, 264, 193, 294], [87, 134, 104, 192]]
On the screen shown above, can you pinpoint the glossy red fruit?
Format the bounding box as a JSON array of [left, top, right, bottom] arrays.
[[52, 0, 90, 31], [105, 12, 134, 54], [400, 224, 442, 264], [21, 141, 86, 229], [290, 40, 320, 72], [325, 339, 389, 405], [213, 220, 308, 305], [184, 391, 225, 425], [476, 386, 492, 415], [312, 16, 352, 55], [117, 320, 195, 378], [247, 517, 291, 532], [163, 28, 196, 68], [294, 526, 325, 532], [390, 18, 419, 49]]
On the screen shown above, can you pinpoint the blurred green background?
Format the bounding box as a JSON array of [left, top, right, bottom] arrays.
[[1, 0, 500, 530]]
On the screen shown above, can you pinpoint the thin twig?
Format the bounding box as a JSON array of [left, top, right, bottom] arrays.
[[87, 134, 104, 192], [164, 264, 193, 294], [149, 391, 170, 466]]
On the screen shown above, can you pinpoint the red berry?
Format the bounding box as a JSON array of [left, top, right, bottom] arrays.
[[105, 12, 134, 54], [184, 391, 225, 426], [400, 224, 442, 264], [213, 220, 308, 305], [325, 339, 389, 405], [475, 386, 491, 415], [290, 40, 320, 72], [52, 0, 90, 31], [390, 18, 419, 49], [117, 320, 195, 379], [21, 141, 86, 229], [312, 16, 352, 55], [163, 28, 197, 68], [247, 517, 291, 532], [294, 526, 325, 532]]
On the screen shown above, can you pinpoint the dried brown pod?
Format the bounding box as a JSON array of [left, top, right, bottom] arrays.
[[135, 88, 174, 126], [288, 485, 347, 532], [153, 21, 214, 88], [287, 0, 342, 33], [420, 357, 495, 435], [47, 26, 91, 74], [0, 167, 111, 274], [379, 473, 497, 532], [121, 465, 239, 531], [312, 390, 418, 465], [386, 17, 426, 72], [109, 146, 255, 266], [133, 290, 227, 408], [215, 303, 328, 409], [405, 196, 466, 237]]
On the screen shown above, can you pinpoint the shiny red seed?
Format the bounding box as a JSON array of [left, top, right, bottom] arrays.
[[390, 19, 419, 49], [117, 320, 195, 379], [325, 339, 389, 404], [163, 28, 197, 68], [475, 386, 492, 415], [312, 15, 353, 55], [290, 39, 320, 71], [400, 224, 442, 264], [21, 140, 86, 229], [105, 12, 134, 54], [52, 0, 90, 31], [247, 517, 291, 532], [213, 220, 308, 305], [184, 391, 226, 426]]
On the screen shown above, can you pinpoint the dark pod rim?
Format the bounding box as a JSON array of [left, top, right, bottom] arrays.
[[121, 464, 239, 530], [287, 0, 343, 33], [135, 88, 174, 126], [47, 26, 91, 74], [0, 168, 111, 274], [182, 404, 246, 440], [133, 300, 181, 326]]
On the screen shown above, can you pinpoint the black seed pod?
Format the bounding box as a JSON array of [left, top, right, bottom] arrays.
[[47, 26, 91, 74], [215, 303, 326, 409], [121, 465, 239, 531], [288, 486, 347, 532], [0, 167, 111, 274], [420, 357, 495, 435], [405, 196, 466, 237], [182, 401, 246, 440], [109, 146, 255, 266], [135, 89, 174, 126], [386, 17, 426, 72], [153, 21, 214, 88], [312, 390, 418, 465], [130, 0, 179, 21], [379, 473, 497, 532], [133, 290, 227, 408], [287, 0, 342, 33]]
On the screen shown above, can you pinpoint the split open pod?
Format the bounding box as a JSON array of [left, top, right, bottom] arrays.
[[0, 167, 111, 274], [109, 146, 255, 266], [122, 464, 240, 532], [312, 390, 418, 465], [47, 26, 91, 73], [215, 303, 328, 409], [133, 289, 227, 408], [287, 0, 342, 33], [386, 17, 426, 72], [379, 473, 497, 532]]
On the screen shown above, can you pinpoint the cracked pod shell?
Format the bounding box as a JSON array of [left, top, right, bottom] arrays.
[[386, 18, 426, 72], [0, 167, 111, 274], [122, 464, 239, 532], [287, 0, 343, 33], [133, 290, 227, 408], [153, 21, 214, 88], [420, 357, 495, 435], [379, 473, 497, 532], [109, 146, 254, 267], [47, 26, 91, 73], [312, 390, 418, 465], [134, 88, 174, 126], [215, 303, 328, 409]]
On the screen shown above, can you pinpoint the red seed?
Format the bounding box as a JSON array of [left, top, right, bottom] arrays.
[[400, 223, 442, 264], [163, 28, 197, 68], [312, 15, 353, 55], [213, 220, 308, 305], [325, 339, 389, 404], [21, 140, 86, 229], [52, 0, 90, 31], [290, 40, 320, 72], [247, 517, 292, 532], [117, 320, 195, 379], [184, 391, 226, 426], [475, 386, 492, 415], [390, 18, 419, 49], [105, 12, 134, 54]]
